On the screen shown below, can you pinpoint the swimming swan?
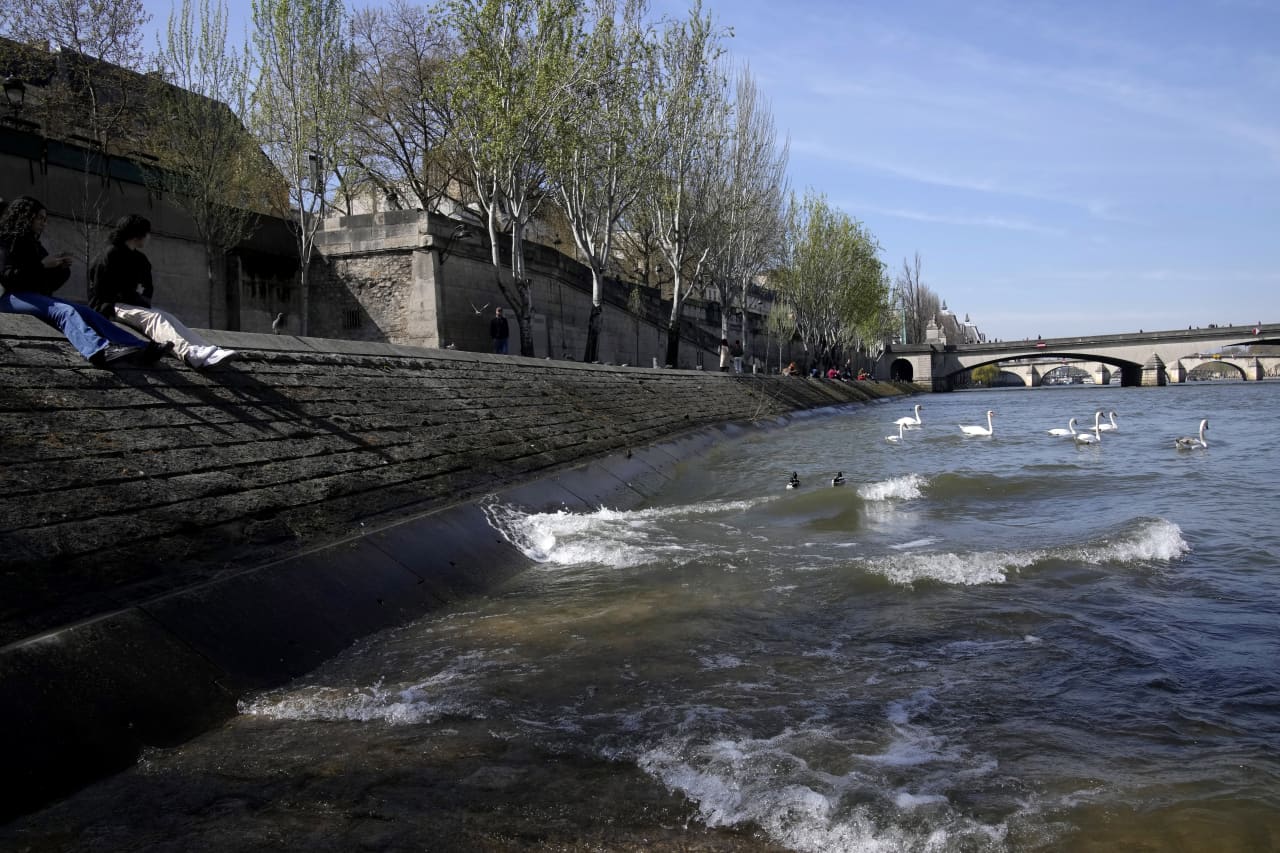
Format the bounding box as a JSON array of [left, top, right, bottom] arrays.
[[894, 404, 924, 430], [959, 410, 995, 437], [1073, 424, 1101, 445], [886, 423, 906, 443], [1174, 419, 1209, 450], [1048, 417, 1078, 437], [1096, 410, 1119, 432]]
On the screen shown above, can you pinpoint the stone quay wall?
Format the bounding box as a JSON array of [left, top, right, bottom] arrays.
[[0, 312, 910, 819]]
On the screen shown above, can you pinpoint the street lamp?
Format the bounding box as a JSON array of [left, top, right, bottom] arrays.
[[438, 223, 474, 265], [3, 77, 25, 112]]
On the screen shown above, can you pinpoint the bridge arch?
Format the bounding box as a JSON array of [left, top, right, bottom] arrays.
[[890, 358, 914, 382]]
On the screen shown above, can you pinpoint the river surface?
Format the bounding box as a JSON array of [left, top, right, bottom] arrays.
[[5, 381, 1280, 852]]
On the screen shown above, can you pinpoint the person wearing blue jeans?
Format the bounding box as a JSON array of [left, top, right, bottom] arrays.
[[0, 196, 163, 367]]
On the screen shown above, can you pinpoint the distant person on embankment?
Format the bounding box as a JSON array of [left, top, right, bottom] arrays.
[[0, 196, 164, 368], [490, 306, 510, 354], [89, 214, 237, 369]]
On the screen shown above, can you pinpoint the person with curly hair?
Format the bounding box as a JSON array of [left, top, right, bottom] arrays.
[[89, 214, 236, 368], [0, 196, 165, 367]]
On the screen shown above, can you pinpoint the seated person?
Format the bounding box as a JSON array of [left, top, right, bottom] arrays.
[[0, 196, 163, 367], [89, 214, 236, 368]]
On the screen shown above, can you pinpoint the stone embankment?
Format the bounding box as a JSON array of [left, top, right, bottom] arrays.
[[0, 312, 909, 818]]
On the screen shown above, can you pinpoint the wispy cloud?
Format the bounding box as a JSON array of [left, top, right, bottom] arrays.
[[855, 203, 1066, 236]]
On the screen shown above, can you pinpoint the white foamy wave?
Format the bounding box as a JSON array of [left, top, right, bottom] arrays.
[[864, 550, 1036, 586], [861, 519, 1188, 587], [239, 652, 496, 724], [857, 474, 927, 502], [638, 723, 1007, 853], [1063, 518, 1190, 564], [481, 496, 766, 569]]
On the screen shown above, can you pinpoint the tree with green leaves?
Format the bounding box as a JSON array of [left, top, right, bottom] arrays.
[[640, 0, 729, 368], [439, 0, 594, 358], [250, 0, 352, 335], [774, 189, 888, 370], [546, 0, 653, 364], [151, 0, 271, 327]]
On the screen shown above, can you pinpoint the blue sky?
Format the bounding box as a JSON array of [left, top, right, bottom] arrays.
[[144, 0, 1279, 341]]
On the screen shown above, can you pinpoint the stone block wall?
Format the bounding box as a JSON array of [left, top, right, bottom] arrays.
[[0, 312, 906, 647]]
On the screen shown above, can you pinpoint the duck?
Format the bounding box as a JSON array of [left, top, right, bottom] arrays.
[[1174, 419, 1209, 450], [894, 404, 924, 430], [886, 423, 905, 444], [786, 471, 801, 489], [959, 410, 995, 437], [831, 471, 845, 487], [1096, 410, 1119, 432], [1047, 417, 1078, 437]]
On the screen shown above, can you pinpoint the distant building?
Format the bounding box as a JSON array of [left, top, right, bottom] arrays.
[[925, 303, 985, 345]]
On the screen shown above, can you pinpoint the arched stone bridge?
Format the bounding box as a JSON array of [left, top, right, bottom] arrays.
[[877, 322, 1280, 391]]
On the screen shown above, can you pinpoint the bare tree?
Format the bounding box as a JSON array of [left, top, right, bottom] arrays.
[[346, 1, 457, 213], [701, 65, 787, 349], [250, 0, 352, 335], [894, 251, 939, 345], [150, 0, 270, 327], [1, 0, 151, 268]]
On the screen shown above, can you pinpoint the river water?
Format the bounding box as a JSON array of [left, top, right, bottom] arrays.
[[5, 381, 1280, 852]]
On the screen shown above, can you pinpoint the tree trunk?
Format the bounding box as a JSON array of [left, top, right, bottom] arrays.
[[584, 303, 602, 363], [664, 320, 681, 368]]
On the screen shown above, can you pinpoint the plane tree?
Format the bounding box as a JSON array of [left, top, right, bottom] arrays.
[[774, 189, 888, 370], [544, 0, 654, 364], [638, 0, 729, 368], [150, 0, 272, 326], [250, 0, 352, 335], [437, 0, 596, 358]]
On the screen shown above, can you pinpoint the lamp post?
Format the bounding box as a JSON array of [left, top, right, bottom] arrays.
[[3, 77, 25, 113], [438, 223, 473, 265]]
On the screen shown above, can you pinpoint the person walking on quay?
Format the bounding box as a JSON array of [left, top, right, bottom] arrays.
[[730, 338, 744, 373], [490, 306, 510, 354], [0, 196, 162, 367], [718, 337, 731, 372], [89, 214, 237, 369]]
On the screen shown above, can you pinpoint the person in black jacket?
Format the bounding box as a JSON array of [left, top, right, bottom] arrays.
[[89, 214, 236, 368], [0, 196, 161, 367], [489, 306, 510, 354]]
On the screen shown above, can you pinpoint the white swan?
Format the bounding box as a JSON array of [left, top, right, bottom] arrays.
[[959, 410, 994, 437], [1047, 417, 1078, 437], [1073, 424, 1101, 445], [1096, 410, 1119, 432], [886, 423, 905, 443], [1174, 419, 1209, 450], [894, 404, 924, 430]]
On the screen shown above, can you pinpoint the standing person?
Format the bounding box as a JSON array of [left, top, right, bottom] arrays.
[[730, 339, 744, 373], [490, 306, 510, 354], [718, 338, 731, 372], [89, 214, 237, 368], [0, 196, 162, 367]]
